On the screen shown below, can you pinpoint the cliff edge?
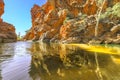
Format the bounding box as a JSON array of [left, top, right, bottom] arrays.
[[0, 0, 17, 43], [24, 0, 120, 44]]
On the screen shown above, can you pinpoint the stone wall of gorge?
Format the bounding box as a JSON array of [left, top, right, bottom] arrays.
[[0, 0, 17, 43], [24, 0, 120, 44]]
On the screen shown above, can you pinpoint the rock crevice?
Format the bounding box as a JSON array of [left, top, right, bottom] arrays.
[[24, 0, 120, 44]]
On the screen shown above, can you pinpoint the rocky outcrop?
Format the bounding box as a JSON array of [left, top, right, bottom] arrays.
[[0, 22, 17, 43], [0, 0, 17, 43], [24, 0, 120, 44], [0, 0, 4, 23]]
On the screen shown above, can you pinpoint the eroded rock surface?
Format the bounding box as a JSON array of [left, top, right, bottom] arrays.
[[24, 0, 120, 44], [0, 0, 17, 43]]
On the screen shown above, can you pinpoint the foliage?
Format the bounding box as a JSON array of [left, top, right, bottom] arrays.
[[25, 29, 30, 33], [100, 2, 120, 19], [112, 2, 120, 17], [78, 13, 87, 20], [100, 7, 112, 19], [96, 0, 104, 6], [63, 16, 71, 24], [17, 35, 21, 40]]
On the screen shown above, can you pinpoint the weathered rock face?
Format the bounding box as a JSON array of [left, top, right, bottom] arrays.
[[0, 22, 17, 43], [24, 0, 120, 44], [0, 0, 4, 16], [0, 0, 17, 43], [0, 0, 4, 23]]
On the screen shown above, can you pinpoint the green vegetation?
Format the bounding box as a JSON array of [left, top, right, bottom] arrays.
[[25, 29, 30, 33], [100, 2, 120, 19], [63, 16, 71, 24], [17, 35, 21, 41], [112, 2, 120, 17], [97, 0, 104, 6]]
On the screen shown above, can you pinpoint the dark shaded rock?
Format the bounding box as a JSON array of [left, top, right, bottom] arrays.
[[0, 22, 17, 43], [0, 0, 17, 43]]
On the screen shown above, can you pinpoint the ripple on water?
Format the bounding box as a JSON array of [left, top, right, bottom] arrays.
[[0, 42, 120, 80]]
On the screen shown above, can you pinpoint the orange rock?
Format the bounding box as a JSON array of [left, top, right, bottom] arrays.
[[0, 0, 17, 43], [24, 0, 120, 44], [0, 22, 17, 42], [31, 5, 41, 27], [43, 2, 55, 14], [0, 18, 3, 22], [0, 0, 4, 17], [82, 0, 98, 15]]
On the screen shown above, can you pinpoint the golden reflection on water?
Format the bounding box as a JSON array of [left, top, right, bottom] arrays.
[[68, 44, 120, 55], [0, 42, 120, 80], [29, 42, 120, 80]]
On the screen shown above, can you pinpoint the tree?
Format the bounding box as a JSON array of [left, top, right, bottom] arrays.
[[95, 0, 106, 37]]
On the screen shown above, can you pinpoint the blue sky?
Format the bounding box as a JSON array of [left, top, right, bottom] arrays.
[[2, 0, 46, 36]]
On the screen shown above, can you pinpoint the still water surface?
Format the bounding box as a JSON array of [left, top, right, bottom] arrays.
[[0, 42, 120, 80]]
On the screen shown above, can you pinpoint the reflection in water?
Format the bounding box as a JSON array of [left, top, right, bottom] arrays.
[[29, 42, 120, 80], [94, 52, 103, 80], [0, 42, 120, 80]]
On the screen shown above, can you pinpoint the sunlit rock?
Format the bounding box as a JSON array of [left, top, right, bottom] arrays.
[[0, 0, 4, 17], [24, 0, 120, 44], [0, 0, 17, 43]]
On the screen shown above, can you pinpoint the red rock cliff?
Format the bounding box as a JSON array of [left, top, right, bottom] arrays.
[[0, 0, 4, 22], [0, 0, 17, 43], [24, 0, 120, 44]]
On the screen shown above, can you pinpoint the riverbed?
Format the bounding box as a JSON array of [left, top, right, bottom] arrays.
[[0, 41, 120, 80]]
